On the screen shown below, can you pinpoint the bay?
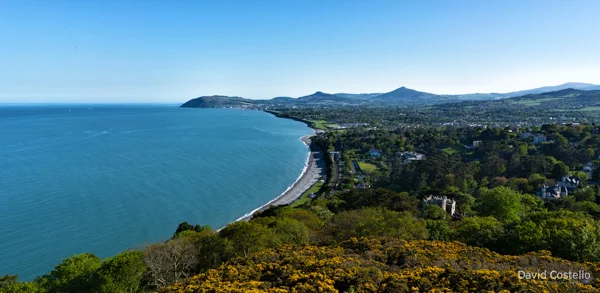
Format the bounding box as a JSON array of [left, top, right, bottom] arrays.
[[0, 105, 312, 280]]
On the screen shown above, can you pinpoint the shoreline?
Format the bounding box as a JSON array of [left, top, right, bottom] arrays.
[[221, 131, 326, 228]]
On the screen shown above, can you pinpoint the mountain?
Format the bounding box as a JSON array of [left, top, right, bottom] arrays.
[[450, 88, 600, 111], [269, 97, 295, 104], [180, 95, 252, 108], [180, 83, 600, 108], [583, 85, 600, 91], [507, 88, 600, 104], [368, 83, 600, 103], [333, 93, 382, 99], [500, 82, 598, 98], [370, 86, 438, 102], [296, 91, 364, 104]]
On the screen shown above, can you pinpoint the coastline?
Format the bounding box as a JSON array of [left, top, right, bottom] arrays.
[[223, 131, 327, 227]]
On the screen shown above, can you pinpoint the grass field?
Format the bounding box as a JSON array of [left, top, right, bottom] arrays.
[[512, 98, 561, 106], [310, 120, 329, 130], [442, 147, 457, 155], [309, 120, 340, 130], [291, 180, 324, 207], [358, 162, 377, 174], [579, 107, 600, 111]]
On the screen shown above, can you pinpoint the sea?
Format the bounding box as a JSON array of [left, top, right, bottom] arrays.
[[0, 105, 312, 280]]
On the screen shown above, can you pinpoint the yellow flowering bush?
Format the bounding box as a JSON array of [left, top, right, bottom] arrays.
[[159, 238, 600, 293]]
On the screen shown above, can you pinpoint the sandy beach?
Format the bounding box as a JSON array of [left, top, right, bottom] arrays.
[[231, 133, 326, 223]]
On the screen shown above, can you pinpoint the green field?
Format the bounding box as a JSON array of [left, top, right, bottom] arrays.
[[512, 98, 561, 106], [579, 107, 600, 111], [291, 180, 324, 207], [358, 162, 377, 174], [309, 120, 340, 130], [442, 147, 457, 155], [309, 120, 329, 130]]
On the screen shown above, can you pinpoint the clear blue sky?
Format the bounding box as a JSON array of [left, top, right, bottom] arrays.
[[1, 0, 599, 102]]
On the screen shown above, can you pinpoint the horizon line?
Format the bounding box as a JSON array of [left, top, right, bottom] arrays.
[[1, 81, 598, 103]]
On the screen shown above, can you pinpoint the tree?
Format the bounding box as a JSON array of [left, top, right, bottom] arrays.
[[142, 237, 199, 290], [453, 192, 476, 215], [573, 186, 596, 202], [554, 134, 568, 147], [173, 222, 210, 238], [506, 177, 531, 193], [386, 192, 420, 215], [592, 167, 600, 182], [454, 216, 504, 249], [0, 275, 17, 288], [479, 153, 507, 178], [511, 211, 600, 261], [319, 207, 428, 243], [308, 205, 335, 223], [196, 232, 234, 272], [0, 282, 43, 293], [551, 162, 569, 180], [94, 251, 146, 293], [273, 218, 309, 245], [335, 188, 418, 214], [569, 201, 600, 219], [219, 221, 280, 258], [277, 207, 324, 230], [476, 187, 524, 222], [425, 220, 453, 241], [527, 173, 546, 189], [422, 204, 447, 220], [39, 253, 102, 293], [520, 194, 546, 213]]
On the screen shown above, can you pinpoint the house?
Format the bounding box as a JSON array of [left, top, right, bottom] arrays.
[[538, 184, 568, 199], [369, 148, 381, 158], [557, 175, 581, 190], [422, 195, 456, 216], [472, 140, 482, 147], [533, 134, 547, 144], [397, 151, 425, 164], [537, 175, 582, 199]]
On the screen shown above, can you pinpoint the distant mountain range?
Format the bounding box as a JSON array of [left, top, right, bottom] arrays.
[[498, 88, 600, 108], [180, 82, 600, 107]]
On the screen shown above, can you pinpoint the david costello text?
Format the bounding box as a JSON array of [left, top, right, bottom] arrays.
[[518, 270, 592, 282]]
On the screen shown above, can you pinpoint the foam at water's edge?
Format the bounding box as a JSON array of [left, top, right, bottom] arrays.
[[225, 132, 315, 228]]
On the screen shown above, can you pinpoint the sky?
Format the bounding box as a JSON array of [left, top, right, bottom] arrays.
[[1, 0, 599, 103]]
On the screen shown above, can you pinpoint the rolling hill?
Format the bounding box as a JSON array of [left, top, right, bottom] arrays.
[[499, 82, 599, 98], [180, 83, 600, 108], [180, 95, 252, 108], [505, 88, 600, 108], [370, 86, 438, 103]]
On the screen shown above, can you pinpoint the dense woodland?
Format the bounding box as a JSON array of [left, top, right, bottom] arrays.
[[5, 100, 600, 292]]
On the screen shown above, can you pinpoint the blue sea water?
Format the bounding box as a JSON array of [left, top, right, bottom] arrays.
[[0, 105, 312, 280]]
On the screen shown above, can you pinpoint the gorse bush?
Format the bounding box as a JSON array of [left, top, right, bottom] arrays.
[[160, 237, 600, 293]]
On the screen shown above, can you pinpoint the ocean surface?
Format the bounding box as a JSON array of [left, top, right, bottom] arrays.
[[0, 105, 312, 280]]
